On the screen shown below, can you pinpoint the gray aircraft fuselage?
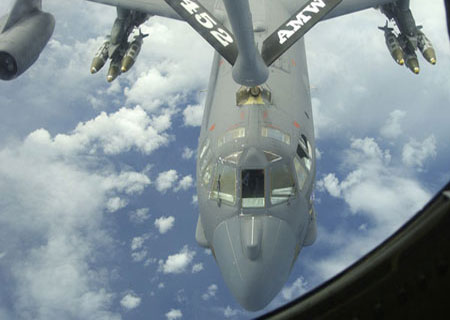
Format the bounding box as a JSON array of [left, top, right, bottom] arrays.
[[1, 0, 435, 313], [195, 0, 317, 311]]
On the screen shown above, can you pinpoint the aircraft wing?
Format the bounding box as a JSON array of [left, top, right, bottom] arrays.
[[85, 0, 183, 20], [283, 0, 397, 20]]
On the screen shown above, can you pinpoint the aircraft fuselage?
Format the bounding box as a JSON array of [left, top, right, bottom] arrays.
[[195, 0, 317, 311]]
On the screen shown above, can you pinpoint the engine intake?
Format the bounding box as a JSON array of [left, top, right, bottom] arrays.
[[0, 10, 55, 80]]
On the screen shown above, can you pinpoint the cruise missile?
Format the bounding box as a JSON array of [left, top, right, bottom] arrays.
[[379, 23, 404, 65], [417, 30, 436, 65], [107, 55, 122, 82], [90, 39, 110, 74], [404, 50, 420, 74], [121, 31, 148, 73]]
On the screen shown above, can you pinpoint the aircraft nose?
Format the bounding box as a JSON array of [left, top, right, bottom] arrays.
[[212, 215, 297, 311]]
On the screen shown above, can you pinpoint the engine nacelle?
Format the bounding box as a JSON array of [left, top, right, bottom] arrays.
[[0, 10, 55, 80]]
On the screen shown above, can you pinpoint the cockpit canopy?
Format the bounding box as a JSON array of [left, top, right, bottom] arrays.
[[200, 140, 312, 209]]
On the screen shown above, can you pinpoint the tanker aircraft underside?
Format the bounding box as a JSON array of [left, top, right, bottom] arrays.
[[0, 0, 438, 311]]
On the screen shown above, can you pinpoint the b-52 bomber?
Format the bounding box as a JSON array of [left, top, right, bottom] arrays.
[[0, 0, 438, 312]]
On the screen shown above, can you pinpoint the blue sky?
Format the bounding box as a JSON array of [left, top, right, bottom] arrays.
[[0, 1, 449, 319]]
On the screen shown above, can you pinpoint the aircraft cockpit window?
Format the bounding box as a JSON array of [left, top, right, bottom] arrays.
[[201, 161, 213, 187], [242, 169, 265, 208], [224, 151, 243, 164], [297, 135, 312, 171], [199, 139, 210, 159], [210, 163, 236, 205], [270, 164, 296, 205], [293, 157, 308, 191], [264, 151, 282, 162], [262, 127, 290, 145], [218, 128, 246, 147]]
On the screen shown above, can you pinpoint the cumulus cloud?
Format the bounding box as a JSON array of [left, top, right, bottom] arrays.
[[315, 136, 432, 279], [315, 148, 322, 160], [158, 246, 196, 274], [380, 110, 406, 139], [201, 284, 218, 301], [106, 197, 128, 212], [156, 170, 179, 193], [192, 195, 198, 205], [0, 104, 162, 319], [174, 175, 194, 192], [25, 106, 170, 156], [402, 135, 437, 169], [0, 141, 127, 319], [183, 104, 204, 127], [154, 216, 175, 234], [182, 147, 194, 160], [120, 292, 141, 310], [166, 309, 183, 320], [223, 306, 243, 318], [101, 171, 151, 195], [317, 137, 430, 227], [281, 277, 309, 301], [191, 263, 204, 273], [131, 237, 145, 251], [131, 250, 148, 263], [129, 208, 151, 224], [123, 18, 212, 113]]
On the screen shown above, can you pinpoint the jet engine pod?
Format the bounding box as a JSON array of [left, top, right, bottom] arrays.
[[0, 11, 55, 80], [212, 215, 297, 311], [0, 51, 17, 80]]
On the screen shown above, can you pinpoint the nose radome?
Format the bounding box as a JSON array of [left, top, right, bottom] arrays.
[[212, 215, 297, 311]]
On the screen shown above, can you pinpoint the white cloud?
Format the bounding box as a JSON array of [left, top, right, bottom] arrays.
[[402, 135, 437, 169], [156, 170, 179, 193], [191, 263, 204, 273], [154, 216, 175, 234], [281, 277, 308, 301], [166, 309, 183, 320], [315, 136, 433, 279], [174, 175, 194, 192], [0, 133, 151, 319], [380, 110, 406, 139], [311, 97, 337, 138], [317, 173, 341, 197], [131, 237, 145, 251], [123, 18, 212, 113], [223, 306, 242, 318], [120, 292, 141, 310], [318, 137, 430, 228], [106, 197, 128, 213], [183, 104, 204, 127], [315, 147, 322, 160], [176, 289, 187, 304], [182, 147, 194, 160], [25, 106, 170, 156], [201, 284, 218, 301], [192, 195, 198, 205], [131, 250, 148, 262], [158, 282, 165, 289], [158, 246, 196, 274], [150, 109, 173, 132], [129, 208, 150, 224], [101, 171, 151, 195]]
